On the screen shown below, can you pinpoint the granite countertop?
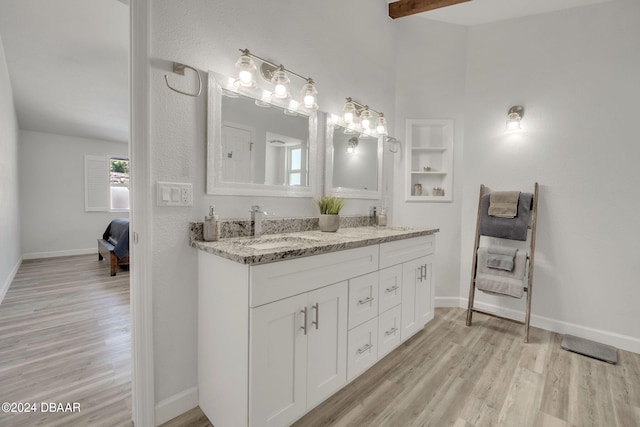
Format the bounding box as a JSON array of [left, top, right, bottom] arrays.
[[191, 226, 439, 265]]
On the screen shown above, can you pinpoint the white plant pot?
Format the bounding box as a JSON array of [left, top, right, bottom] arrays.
[[319, 214, 340, 232]]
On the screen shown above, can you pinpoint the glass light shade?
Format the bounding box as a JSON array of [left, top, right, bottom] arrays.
[[271, 69, 290, 99], [506, 112, 521, 131], [235, 54, 257, 88], [347, 137, 358, 154], [360, 108, 373, 131], [376, 115, 388, 135], [343, 101, 356, 123], [301, 80, 318, 109]]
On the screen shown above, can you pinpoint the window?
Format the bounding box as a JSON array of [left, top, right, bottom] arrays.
[[287, 146, 302, 186], [85, 155, 130, 212], [110, 158, 130, 211]]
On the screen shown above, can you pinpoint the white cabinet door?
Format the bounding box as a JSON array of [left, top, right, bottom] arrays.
[[347, 317, 379, 381], [250, 293, 308, 427], [401, 255, 431, 342], [348, 272, 379, 329], [307, 281, 348, 408], [378, 305, 402, 359], [379, 264, 402, 313]]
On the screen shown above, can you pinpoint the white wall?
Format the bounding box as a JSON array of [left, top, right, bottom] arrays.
[[149, 0, 396, 408], [461, 0, 640, 351], [0, 34, 21, 300], [393, 17, 468, 302], [18, 130, 128, 258]]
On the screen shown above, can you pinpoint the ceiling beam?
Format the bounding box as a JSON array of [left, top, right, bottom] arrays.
[[388, 0, 471, 19]]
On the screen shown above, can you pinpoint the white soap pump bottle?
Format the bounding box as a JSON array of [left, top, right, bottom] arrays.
[[203, 205, 220, 241]]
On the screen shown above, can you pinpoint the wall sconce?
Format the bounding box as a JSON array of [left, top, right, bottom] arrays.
[[235, 48, 318, 110], [347, 137, 359, 154], [342, 97, 388, 137], [506, 105, 524, 131]]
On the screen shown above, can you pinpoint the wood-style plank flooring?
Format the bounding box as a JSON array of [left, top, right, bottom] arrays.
[[165, 307, 640, 427], [0, 254, 132, 427]]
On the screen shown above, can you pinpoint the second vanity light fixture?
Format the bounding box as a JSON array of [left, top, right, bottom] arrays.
[[235, 48, 318, 110], [342, 97, 388, 137]]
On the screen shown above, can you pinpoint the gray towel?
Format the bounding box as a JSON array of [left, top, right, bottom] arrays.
[[478, 193, 533, 241], [476, 273, 525, 299], [489, 191, 520, 218], [476, 247, 527, 298], [486, 247, 518, 271]]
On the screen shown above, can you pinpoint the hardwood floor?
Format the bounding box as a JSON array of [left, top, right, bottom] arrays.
[[0, 254, 132, 427], [165, 308, 640, 427]]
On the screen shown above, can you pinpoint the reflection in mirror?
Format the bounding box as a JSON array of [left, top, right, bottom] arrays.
[[221, 95, 308, 186], [207, 72, 317, 197], [325, 120, 383, 200]]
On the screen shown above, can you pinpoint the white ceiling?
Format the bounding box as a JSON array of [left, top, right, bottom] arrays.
[[0, 0, 129, 143], [404, 0, 613, 26]]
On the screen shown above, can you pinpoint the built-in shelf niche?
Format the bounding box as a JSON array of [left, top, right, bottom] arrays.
[[405, 119, 453, 202]]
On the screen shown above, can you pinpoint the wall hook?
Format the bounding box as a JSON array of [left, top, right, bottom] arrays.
[[164, 62, 202, 97]]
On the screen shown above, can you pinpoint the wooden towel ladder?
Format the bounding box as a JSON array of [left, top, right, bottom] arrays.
[[466, 182, 539, 342]]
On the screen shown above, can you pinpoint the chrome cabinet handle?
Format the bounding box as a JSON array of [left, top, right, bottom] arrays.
[[312, 303, 319, 330], [358, 296, 375, 305], [300, 307, 307, 335], [385, 327, 398, 336], [385, 285, 399, 293], [357, 343, 373, 354]]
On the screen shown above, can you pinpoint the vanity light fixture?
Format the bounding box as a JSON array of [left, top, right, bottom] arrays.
[[506, 105, 524, 131], [341, 97, 388, 136], [235, 50, 258, 88], [235, 48, 318, 110]]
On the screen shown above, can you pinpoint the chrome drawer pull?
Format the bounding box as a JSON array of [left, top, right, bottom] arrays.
[[312, 303, 319, 330], [385, 285, 399, 293], [300, 307, 307, 335], [357, 296, 375, 305], [357, 343, 373, 354], [385, 327, 398, 336]]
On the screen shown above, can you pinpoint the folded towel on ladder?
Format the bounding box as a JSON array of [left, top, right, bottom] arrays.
[[486, 247, 518, 271], [476, 247, 527, 298], [488, 191, 520, 218], [478, 193, 533, 241]]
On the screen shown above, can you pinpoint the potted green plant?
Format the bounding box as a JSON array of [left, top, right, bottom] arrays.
[[317, 196, 344, 232]]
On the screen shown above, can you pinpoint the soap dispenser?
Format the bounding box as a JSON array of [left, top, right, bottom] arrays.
[[203, 205, 220, 241], [377, 207, 387, 227]]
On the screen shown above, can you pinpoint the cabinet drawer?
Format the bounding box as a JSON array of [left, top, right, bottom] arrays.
[[378, 305, 402, 359], [347, 317, 378, 381], [348, 272, 379, 329], [378, 265, 402, 313], [250, 245, 379, 307], [379, 235, 435, 269]]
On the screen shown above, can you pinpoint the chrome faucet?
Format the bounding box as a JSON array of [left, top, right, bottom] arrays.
[[250, 205, 269, 237]]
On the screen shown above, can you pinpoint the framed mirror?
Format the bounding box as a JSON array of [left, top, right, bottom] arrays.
[[207, 72, 318, 197], [325, 119, 383, 200]]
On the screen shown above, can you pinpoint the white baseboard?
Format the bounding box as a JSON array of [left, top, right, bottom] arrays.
[[22, 248, 96, 260], [0, 255, 23, 304], [460, 298, 640, 354], [155, 386, 198, 426]]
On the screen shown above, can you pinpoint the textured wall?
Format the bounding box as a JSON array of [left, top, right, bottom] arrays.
[[461, 0, 640, 350], [0, 35, 20, 298], [392, 18, 468, 302], [18, 130, 128, 257]]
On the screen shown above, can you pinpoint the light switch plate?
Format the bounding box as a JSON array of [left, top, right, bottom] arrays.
[[157, 181, 193, 206]]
